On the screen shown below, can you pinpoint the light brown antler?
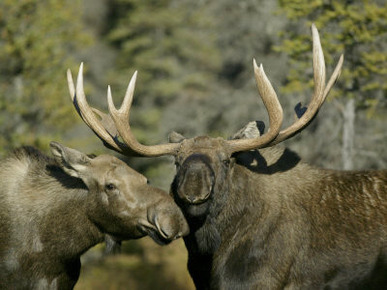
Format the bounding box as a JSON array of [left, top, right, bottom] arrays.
[[226, 61, 284, 153], [227, 24, 344, 153], [105, 71, 180, 156], [67, 63, 180, 156], [68, 24, 343, 157], [270, 24, 344, 145]]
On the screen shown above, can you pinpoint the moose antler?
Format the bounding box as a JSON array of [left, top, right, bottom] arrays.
[[226, 60, 284, 153], [226, 23, 344, 153], [105, 71, 181, 156], [270, 24, 344, 145], [67, 64, 180, 157], [68, 24, 343, 157]]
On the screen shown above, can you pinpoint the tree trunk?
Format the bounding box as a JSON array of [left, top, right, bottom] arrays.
[[342, 99, 355, 170]]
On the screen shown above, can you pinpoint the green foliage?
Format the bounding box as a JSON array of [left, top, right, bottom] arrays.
[[106, 0, 221, 145], [0, 0, 92, 153], [277, 0, 386, 110], [107, 0, 220, 101], [97, 0, 222, 188]]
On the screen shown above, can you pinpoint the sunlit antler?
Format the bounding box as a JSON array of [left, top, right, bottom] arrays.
[[68, 24, 343, 157], [226, 61, 284, 153], [105, 71, 180, 156], [269, 24, 344, 145], [67, 64, 180, 156], [227, 24, 343, 152]]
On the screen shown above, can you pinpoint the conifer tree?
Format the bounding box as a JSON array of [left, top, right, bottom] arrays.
[[0, 0, 91, 153], [277, 0, 386, 169], [106, 0, 221, 185], [277, 0, 386, 110]]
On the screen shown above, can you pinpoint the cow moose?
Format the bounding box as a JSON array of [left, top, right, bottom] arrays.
[[67, 24, 386, 289], [0, 142, 189, 289]]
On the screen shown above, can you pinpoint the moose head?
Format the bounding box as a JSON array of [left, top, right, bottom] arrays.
[[49, 141, 188, 245], [0, 141, 189, 289]]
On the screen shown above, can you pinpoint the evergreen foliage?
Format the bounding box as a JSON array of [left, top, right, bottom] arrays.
[[0, 0, 91, 153], [277, 0, 386, 112], [106, 0, 221, 144]]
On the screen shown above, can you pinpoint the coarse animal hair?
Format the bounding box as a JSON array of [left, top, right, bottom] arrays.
[[0, 143, 188, 289]]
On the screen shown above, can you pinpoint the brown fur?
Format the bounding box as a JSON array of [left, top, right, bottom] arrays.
[[170, 135, 386, 289], [0, 143, 188, 289]]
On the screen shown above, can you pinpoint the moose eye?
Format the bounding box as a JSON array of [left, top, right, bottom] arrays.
[[105, 183, 116, 191]]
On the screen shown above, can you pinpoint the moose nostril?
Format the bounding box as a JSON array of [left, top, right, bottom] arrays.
[[154, 217, 172, 240], [187, 196, 196, 203]]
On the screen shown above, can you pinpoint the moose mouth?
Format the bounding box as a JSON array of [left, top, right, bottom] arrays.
[[186, 202, 210, 217], [183, 191, 211, 205], [137, 220, 179, 245], [177, 197, 210, 218]]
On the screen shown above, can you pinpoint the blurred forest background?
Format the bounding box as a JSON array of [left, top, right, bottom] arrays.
[[0, 0, 386, 289]]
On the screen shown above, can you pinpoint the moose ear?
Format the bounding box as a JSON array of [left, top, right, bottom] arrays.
[[50, 141, 91, 178], [168, 131, 186, 143], [231, 121, 265, 140]]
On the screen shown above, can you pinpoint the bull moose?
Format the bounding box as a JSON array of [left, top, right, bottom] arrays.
[[67, 24, 386, 289], [0, 142, 188, 289]]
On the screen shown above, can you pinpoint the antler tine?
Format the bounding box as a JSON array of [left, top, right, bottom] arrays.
[[322, 54, 344, 103], [269, 24, 343, 145], [312, 23, 326, 107], [67, 63, 130, 154], [227, 24, 343, 151], [67, 69, 76, 102], [107, 71, 181, 157], [226, 60, 284, 153], [67, 68, 89, 126], [107, 71, 137, 120]]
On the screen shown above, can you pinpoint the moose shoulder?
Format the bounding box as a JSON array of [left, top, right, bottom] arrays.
[[66, 24, 386, 289], [0, 143, 188, 289]]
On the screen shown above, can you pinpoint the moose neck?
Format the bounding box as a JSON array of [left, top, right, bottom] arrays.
[[181, 159, 287, 289], [43, 187, 106, 258], [187, 172, 232, 253], [18, 167, 106, 261], [182, 163, 256, 255], [183, 146, 305, 256], [25, 182, 104, 259]]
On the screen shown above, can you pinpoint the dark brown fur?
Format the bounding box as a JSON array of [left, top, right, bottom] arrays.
[[0, 143, 188, 289], [170, 134, 386, 290]]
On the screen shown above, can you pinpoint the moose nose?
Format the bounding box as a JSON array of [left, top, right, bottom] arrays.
[[187, 195, 197, 203], [148, 204, 189, 240], [153, 214, 189, 241]]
